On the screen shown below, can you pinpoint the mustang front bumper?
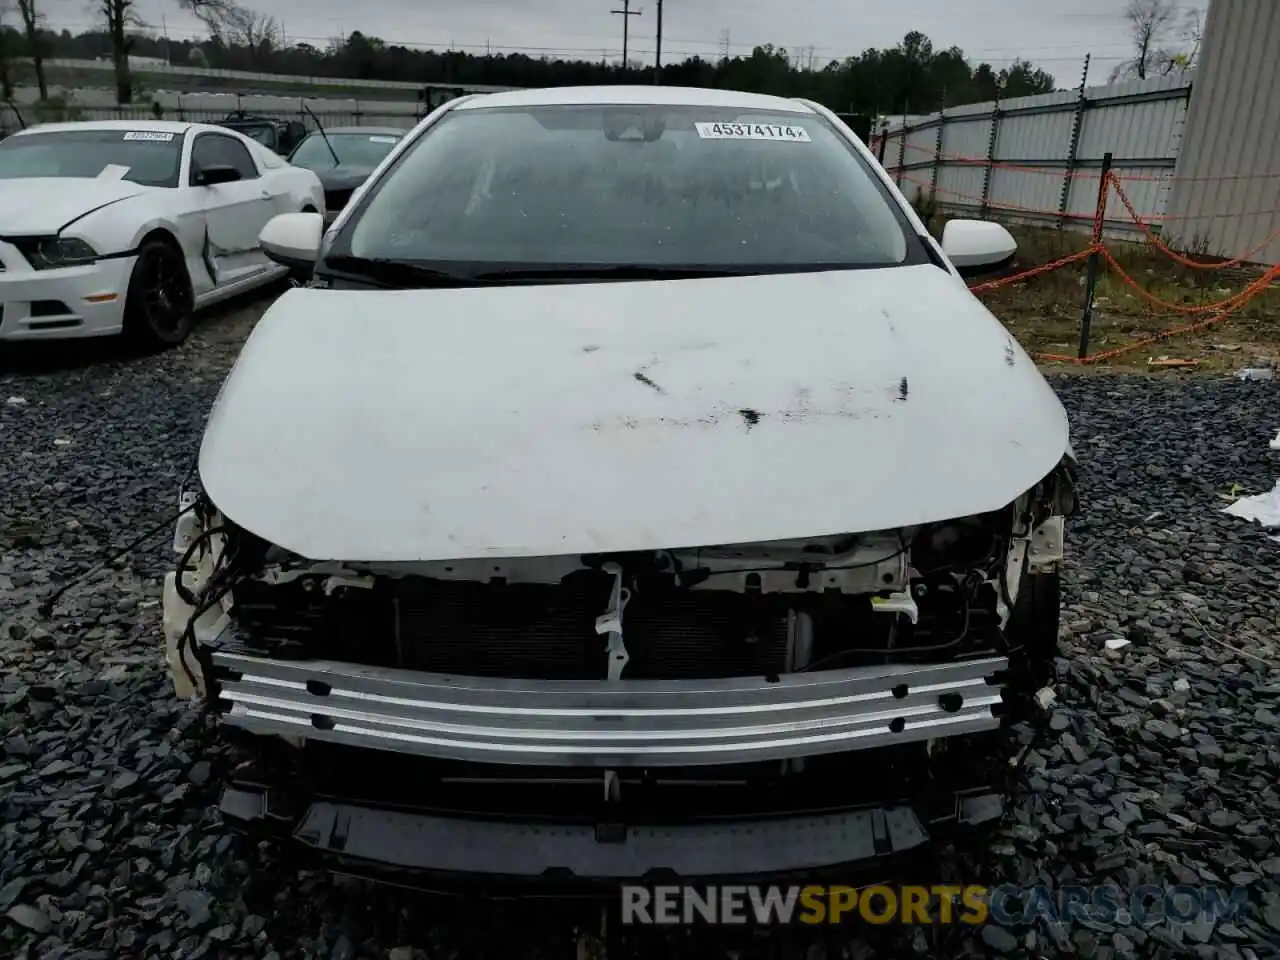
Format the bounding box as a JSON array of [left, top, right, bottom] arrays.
[[0, 243, 135, 341]]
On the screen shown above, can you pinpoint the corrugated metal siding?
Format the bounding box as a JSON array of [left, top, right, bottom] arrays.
[[874, 75, 1191, 237], [1165, 0, 1280, 265]]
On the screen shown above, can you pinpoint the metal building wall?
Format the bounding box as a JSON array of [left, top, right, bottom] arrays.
[[1164, 0, 1280, 264]]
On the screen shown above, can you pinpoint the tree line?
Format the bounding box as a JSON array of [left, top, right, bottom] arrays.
[[0, 0, 1058, 115]]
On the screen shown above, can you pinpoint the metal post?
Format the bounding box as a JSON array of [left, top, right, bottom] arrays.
[[654, 0, 663, 82], [1059, 54, 1091, 229], [980, 93, 1000, 219], [930, 107, 945, 201], [1078, 151, 1114, 360], [876, 120, 888, 165], [896, 107, 908, 187]]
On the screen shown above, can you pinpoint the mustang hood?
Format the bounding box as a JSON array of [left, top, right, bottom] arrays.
[[199, 266, 1070, 562], [0, 177, 147, 235]]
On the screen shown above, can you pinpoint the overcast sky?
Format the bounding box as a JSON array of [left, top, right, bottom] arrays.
[[41, 0, 1209, 88]]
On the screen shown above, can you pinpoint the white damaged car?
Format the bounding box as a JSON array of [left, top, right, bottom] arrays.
[[165, 86, 1077, 882], [0, 120, 323, 346]]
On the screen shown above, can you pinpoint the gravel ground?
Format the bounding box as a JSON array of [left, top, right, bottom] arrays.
[[3, 298, 1280, 959]]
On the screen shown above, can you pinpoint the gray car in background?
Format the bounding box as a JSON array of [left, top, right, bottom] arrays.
[[286, 126, 407, 222]]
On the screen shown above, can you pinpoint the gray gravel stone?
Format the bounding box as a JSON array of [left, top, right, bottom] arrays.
[[5, 904, 52, 934], [981, 925, 1018, 953], [6, 317, 1280, 958]]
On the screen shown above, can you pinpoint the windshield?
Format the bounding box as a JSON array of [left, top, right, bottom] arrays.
[[290, 132, 402, 170], [0, 129, 183, 188], [232, 124, 277, 148], [331, 104, 920, 274]]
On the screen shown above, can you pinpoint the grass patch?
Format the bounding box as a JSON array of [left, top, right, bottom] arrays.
[[974, 224, 1279, 374]]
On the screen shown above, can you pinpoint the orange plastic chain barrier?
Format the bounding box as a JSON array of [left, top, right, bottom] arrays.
[[1098, 246, 1261, 314], [950, 168, 1280, 365], [894, 142, 1101, 179], [898, 171, 1280, 225], [968, 246, 1097, 294], [1072, 261, 1280, 365], [890, 140, 1280, 185], [897, 174, 1092, 219], [1108, 176, 1280, 269]]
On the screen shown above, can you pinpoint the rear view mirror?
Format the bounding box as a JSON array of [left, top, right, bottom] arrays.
[[260, 212, 323, 282], [939, 220, 1018, 276]]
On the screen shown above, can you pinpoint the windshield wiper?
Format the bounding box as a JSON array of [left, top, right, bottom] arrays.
[[323, 256, 486, 289], [470, 265, 752, 282]]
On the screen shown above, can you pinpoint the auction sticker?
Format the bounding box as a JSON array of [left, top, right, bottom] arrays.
[[369, 135, 398, 144], [695, 122, 811, 142], [122, 131, 176, 142]]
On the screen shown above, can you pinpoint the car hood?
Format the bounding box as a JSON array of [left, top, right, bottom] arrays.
[[199, 265, 1071, 562], [315, 166, 376, 190], [0, 177, 147, 235]]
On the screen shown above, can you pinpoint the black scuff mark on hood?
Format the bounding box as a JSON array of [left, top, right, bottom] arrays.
[[1004, 339, 1018, 367], [897, 377, 909, 402], [633, 357, 665, 394], [739, 408, 761, 430], [57, 192, 146, 233], [633, 370, 664, 394]]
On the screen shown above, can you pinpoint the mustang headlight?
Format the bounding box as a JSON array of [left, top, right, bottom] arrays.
[[17, 237, 100, 270]]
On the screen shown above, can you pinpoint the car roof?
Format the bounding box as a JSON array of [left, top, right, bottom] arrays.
[[454, 85, 814, 114], [306, 126, 407, 136], [14, 118, 193, 136]]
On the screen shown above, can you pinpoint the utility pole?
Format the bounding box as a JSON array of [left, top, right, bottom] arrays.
[[611, 0, 641, 69], [653, 0, 663, 82]]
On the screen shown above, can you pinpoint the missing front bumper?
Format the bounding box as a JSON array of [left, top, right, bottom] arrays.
[[212, 650, 1009, 767]]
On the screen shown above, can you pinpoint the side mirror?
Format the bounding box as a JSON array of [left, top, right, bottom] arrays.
[[260, 212, 323, 282], [939, 219, 1018, 276], [195, 164, 243, 187]]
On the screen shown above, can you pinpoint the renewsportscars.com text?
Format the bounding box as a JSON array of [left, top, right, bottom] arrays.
[[620, 884, 1248, 926]]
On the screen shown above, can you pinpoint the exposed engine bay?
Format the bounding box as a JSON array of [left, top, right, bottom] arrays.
[[166, 457, 1074, 694], [162, 459, 1074, 880]]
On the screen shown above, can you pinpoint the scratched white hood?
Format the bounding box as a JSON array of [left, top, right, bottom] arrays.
[[0, 177, 146, 234], [199, 266, 1070, 561]]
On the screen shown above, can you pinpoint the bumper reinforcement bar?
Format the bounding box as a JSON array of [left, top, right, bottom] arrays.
[[213, 651, 1008, 767]]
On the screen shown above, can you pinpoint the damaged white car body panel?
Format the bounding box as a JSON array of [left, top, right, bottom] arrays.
[[0, 120, 323, 342], [198, 265, 1068, 562]]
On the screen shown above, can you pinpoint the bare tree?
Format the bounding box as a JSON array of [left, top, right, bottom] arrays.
[[221, 5, 280, 60], [1111, 0, 1193, 81], [1173, 7, 1203, 70], [176, 0, 238, 41], [16, 0, 45, 99], [100, 0, 142, 103]]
